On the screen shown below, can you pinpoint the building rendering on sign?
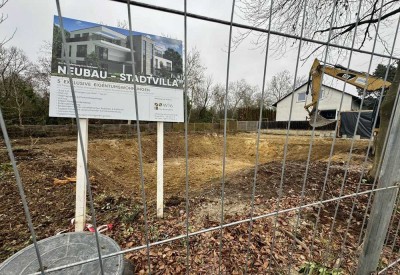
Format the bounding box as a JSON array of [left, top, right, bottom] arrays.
[[273, 83, 360, 121], [65, 26, 131, 73], [154, 45, 173, 78], [61, 25, 175, 78], [50, 16, 184, 122]]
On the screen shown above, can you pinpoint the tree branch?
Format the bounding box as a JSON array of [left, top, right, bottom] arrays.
[[0, 29, 16, 47], [359, 0, 378, 49], [314, 7, 400, 36]]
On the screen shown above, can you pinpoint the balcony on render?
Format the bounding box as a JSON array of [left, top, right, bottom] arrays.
[[155, 67, 172, 73], [67, 34, 125, 47], [66, 36, 89, 42]]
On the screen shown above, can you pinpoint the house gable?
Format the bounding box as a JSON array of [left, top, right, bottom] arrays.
[[275, 84, 359, 121]]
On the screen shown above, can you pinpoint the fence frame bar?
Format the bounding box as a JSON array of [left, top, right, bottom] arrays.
[[356, 83, 400, 274], [111, 0, 400, 61], [28, 185, 398, 275]]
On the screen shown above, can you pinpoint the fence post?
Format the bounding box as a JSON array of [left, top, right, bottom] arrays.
[[356, 92, 400, 274]]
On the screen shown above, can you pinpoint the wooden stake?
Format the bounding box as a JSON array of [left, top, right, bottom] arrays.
[[157, 121, 164, 218], [75, 118, 88, 231]]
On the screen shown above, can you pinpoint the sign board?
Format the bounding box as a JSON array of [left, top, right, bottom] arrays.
[[49, 16, 184, 122]]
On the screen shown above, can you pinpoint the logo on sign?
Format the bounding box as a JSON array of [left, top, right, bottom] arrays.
[[337, 73, 356, 80], [154, 102, 173, 110], [355, 77, 367, 85]]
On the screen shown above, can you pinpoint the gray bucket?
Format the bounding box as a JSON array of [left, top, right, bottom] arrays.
[[0, 232, 124, 274]]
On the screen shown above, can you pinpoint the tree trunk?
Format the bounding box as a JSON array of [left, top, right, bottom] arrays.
[[370, 63, 400, 178], [18, 110, 23, 126]]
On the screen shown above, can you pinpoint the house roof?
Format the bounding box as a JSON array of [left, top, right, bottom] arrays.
[[272, 82, 359, 107]]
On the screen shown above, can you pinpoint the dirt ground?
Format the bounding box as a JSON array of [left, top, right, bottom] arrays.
[[0, 132, 399, 274]]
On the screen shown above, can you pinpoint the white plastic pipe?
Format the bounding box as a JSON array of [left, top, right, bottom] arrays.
[[75, 118, 89, 231], [157, 121, 164, 218]]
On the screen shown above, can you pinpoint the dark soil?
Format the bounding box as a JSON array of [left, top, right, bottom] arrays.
[[0, 134, 399, 274]]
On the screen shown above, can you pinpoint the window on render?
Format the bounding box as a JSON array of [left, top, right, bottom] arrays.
[[69, 45, 72, 57], [151, 44, 154, 74], [297, 92, 306, 102], [92, 34, 100, 41], [76, 45, 87, 58], [82, 33, 89, 40], [142, 40, 147, 74], [95, 46, 108, 60], [74, 34, 81, 38]]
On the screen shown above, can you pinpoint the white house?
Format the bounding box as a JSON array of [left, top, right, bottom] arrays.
[[273, 83, 360, 121]]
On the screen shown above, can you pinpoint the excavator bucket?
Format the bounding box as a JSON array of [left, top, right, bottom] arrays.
[[309, 113, 335, 128]]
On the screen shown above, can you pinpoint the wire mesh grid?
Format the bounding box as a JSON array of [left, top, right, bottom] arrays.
[[1, 0, 400, 274]]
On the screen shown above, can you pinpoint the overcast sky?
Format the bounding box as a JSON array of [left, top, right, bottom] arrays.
[[1, 0, 399, 96]]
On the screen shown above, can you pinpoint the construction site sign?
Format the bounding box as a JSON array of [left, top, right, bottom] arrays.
[[49, 16, 184, 122]]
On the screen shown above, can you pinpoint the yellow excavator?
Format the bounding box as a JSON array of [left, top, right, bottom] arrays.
[[304, 58, 392, 127]]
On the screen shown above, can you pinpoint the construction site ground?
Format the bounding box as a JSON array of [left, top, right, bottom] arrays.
[[1, 132, 399, 274]]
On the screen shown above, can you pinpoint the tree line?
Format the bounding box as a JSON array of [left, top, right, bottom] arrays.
[[0, 43, 397, 125], [0, 44, 297, 125]]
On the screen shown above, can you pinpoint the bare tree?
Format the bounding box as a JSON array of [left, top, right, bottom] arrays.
[[228, 79, 256, 118], [0, 0, 15, 47], [0, 0, 7, 25], [253, 91, 272, 108], [116, 20, 128, 30], [30, 42, 52, 97], [186, 48, 206, 120], [236, 0, 400, 59], [242, 84, 259, 109], [266, 70, 292, 104], [211, 79, 258, 119], [265, 70, 307, 105], [212, 84, 226, 119], [0, 47, 33, 125], [192, 75, 213, 120]]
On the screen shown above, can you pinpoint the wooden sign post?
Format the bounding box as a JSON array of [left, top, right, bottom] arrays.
[[157, 121, 164, 218], [75, 118, 89, 231]]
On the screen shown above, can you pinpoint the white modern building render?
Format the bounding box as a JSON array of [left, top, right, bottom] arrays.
[[66, 26, 131, 72], [273, 83, 360, 121], [62, 26, 175, 77]]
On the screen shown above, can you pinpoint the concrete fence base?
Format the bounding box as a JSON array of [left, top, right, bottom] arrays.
[[2, 122, 337, 139]]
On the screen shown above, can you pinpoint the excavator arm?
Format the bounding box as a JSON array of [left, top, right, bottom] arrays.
[[304, 58, 391, 127]]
